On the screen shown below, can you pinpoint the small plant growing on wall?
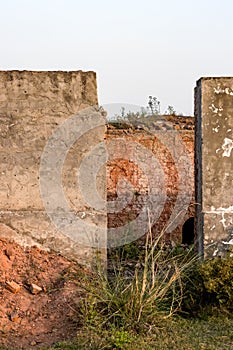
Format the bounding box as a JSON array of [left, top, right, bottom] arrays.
[[165, 105, 176, 115], [147, 96, 161, 115]]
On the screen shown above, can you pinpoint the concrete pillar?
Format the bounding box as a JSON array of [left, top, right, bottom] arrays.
[[0, 71, 107, 267], [195, 77, 233, 257]]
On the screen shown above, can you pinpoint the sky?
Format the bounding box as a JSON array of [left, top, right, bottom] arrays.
[[0, 0, 232, 116]]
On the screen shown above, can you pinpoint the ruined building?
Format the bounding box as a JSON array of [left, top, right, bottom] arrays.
[[0, 71, 232, 266]]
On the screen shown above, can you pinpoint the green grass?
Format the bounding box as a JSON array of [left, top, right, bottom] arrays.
[[45, 315, 233, 349], [2, 314, 233, 349]]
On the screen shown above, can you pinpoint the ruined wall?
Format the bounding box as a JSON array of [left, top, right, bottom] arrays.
[[195, 77, 233, 257], [106, 115, 195, 246], [0, 70, 202, 263], [0, 70, 107, 266]]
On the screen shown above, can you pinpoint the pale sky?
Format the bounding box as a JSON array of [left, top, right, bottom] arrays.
[[0, 0, 232, 115]]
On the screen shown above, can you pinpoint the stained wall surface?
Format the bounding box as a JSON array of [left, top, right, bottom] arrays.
[[195, 77, 233, 257], [0, 70, 107, 266]]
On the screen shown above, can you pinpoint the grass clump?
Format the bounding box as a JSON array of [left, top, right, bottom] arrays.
[[79, 229, 196, 336]]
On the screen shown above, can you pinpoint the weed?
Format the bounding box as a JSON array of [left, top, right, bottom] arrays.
[[181, 253, 233, 315], [199, 255, 233, 309], [110, 329, 134, 349], [80, 223, 196, 334]]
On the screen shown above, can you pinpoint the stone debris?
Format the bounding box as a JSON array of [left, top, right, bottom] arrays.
[[10, 311, 20, 322], [30, 283, 43, 295], [4, 247, 13, 260], [0, 238, 86, 349], [5, 280, 21, 293]]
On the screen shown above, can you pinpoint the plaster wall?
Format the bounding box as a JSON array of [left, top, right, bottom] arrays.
[[195, 77, 233, 257], [0, 70, 106, 266]]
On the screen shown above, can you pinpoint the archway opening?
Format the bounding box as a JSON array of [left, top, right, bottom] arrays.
[[182, 217, 194, 245]]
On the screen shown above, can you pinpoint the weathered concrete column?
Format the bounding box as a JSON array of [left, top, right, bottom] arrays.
[[195, 77, 233, 257], [0, 71, 107, 267]]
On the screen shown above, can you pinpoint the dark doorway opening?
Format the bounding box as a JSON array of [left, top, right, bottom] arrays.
[[182, 217, 194, 245]]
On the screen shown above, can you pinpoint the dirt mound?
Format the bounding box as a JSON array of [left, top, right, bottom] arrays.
[[0, 238, 88, 349]]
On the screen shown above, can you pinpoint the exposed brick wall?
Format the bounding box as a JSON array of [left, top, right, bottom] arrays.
[[106, 115, 195, 245]]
